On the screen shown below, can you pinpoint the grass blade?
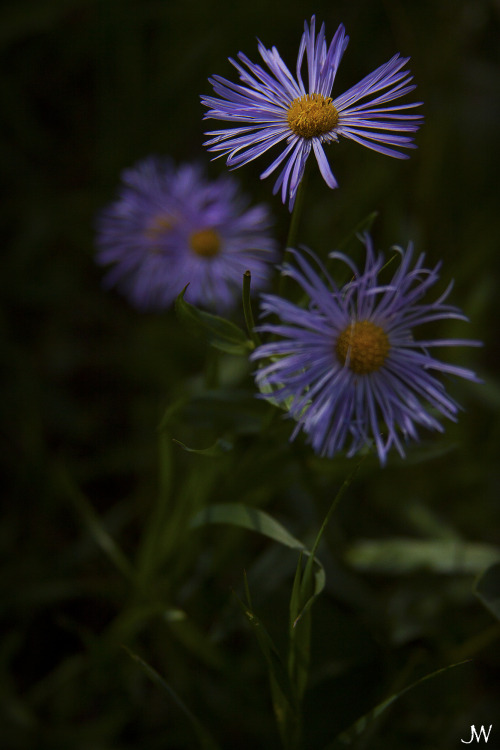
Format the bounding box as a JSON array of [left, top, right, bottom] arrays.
[[190, 502, 326, 605], [124, 647, 221, 750], [475, 561, 500, 621], [56, 465, 136, 583], [324, 660, 470, 748]]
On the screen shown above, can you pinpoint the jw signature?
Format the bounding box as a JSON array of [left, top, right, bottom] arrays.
[[461, 725, 493, 744]]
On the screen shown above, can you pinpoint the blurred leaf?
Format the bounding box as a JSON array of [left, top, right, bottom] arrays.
[[175, 287, 253, 354], [137, 431, 173, 582], [242, 269, 261, 346], [254, 374, 296, 412], [164, 609, 225, 670], [56, 465, 136, 583], [325, 660, 469, 748], [172, 437, 233, 457], [191, 503, 305, 551], [233, 575, 297, 714], [476, 375, 500, 409], [160, 388, 271, 436], [294, 459, 362, 626], [475, 562, 500, 621], [289, 551, 306, 629], [124, 648, 221, 750], [288, 552, 312, 703], [0, 0, 92, 47], [26, 652, 86, 708], [399, 501, 461, 541], [191, 503, 326, 628], [346, 538, 500, 575], [158, 394, 191, 431]]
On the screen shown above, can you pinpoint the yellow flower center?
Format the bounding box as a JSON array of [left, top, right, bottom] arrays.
[[335, 320, 390, 375], [189, 228, 221, 258], [287, 94, 339, 139], [145, 214, 175, 240]]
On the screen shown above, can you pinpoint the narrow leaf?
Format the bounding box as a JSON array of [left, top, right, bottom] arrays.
[[191, 503, 305, 551], [137, 431, 173, 581], [475, 562, 500, 621], [175, 286, 253, 354], [172, 437, 233, 457], [124, 647, 221, 750], [57, 465, 136, 583], [242, 270, 261, 346], [294, 460, 362, 626], [233, 586, 296, 711], [164, 609, 225, 670], [191, 503, 327, 625], [289, 551, 304, 629], [288, 553, 313, 703], [325, 660, 470, 748], [158, 394, 190, 432], [160, 388, 271, 436]]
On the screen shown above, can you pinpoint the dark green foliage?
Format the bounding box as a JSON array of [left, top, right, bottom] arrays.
[[1, 0, 499, 748]]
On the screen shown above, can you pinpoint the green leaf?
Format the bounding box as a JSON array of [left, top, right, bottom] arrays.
[[191, 503, 304, 550], [164, 609, 225, 670], [124, 647, 221, 750], [289, 551, 305, 629], [346, 538, 500, 575], [325, 660, 470, 748], [175, 286, 253, 354], [288, 552, 312, 703], [137, 431, 173, 582], [158, 394, 191, 432], [242, 270, 261, 347], [233, 579, 297, 712], [172, 437, 233, 457], [56, 465, 136, 583], [475, 561, 500, 621], [294, 459, 363, 626], [160, 388, 271, 437], [190, 503, 326, 624], [254, 372, 297, 412]]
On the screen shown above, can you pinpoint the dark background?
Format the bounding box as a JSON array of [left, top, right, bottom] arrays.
[[2, 0, 500, 748]]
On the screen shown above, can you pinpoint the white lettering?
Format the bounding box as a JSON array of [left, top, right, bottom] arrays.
[[461, 725, 493, 744]]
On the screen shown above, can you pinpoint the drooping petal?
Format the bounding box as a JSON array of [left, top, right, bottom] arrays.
[[251, 236, 480, 464], [312, 140, 338, 188]]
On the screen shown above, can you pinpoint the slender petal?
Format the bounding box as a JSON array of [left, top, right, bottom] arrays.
[[95, 157, 277, 312], [202, 16, 423, 210], [251, 235, 481, 464]]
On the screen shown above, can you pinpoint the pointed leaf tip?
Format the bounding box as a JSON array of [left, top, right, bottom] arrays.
[[175, 287, 253, 355]]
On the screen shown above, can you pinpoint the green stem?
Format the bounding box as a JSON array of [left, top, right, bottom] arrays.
[[242, 270, 261, 347], [278, 164, 310, 296], [282, 458, 364, 750], [308, 456, 364, 565], [205, 347, 220, 388], [136, 430, 173, 585]]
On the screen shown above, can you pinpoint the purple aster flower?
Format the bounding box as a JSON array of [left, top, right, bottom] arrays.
[[202, 16, 423, 210], [95, 157, 277, 311], [252, 237, 481, 464]]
